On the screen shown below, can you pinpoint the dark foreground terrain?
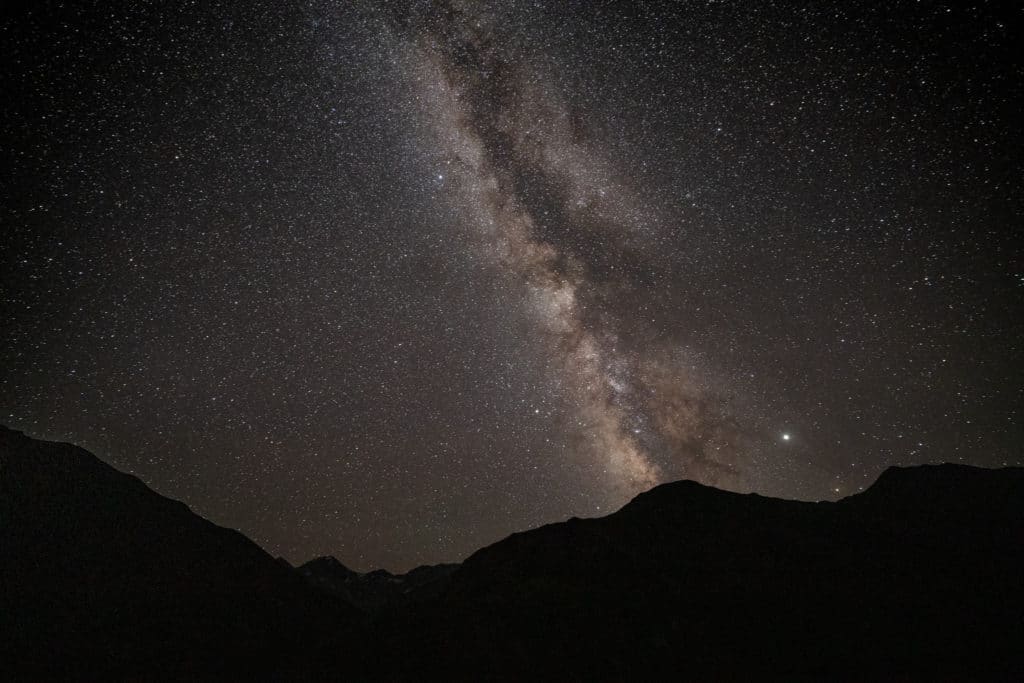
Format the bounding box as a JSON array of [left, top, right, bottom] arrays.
[[2, 425, 1021, 681]]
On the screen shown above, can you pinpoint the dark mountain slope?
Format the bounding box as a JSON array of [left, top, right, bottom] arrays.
[[3, 426, 1021, 681], [0, 426, 355, 681], [299, 556, 457, 613], [316, 465, 1024, 682]]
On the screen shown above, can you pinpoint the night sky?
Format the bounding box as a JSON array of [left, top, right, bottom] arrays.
[[3, 0, 1021, 571]]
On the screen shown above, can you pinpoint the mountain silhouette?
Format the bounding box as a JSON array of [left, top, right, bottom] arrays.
[[2, 426, 1021, 681], [0, 426, 356, 680], [298, 556, 457, 613], [310, 464, 1022, 681]]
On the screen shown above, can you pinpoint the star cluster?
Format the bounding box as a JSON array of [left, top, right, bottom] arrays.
[[2, 0, 1021, 570]]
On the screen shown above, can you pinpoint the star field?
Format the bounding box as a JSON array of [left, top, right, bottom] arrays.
[[2, 0, 1022, 571]]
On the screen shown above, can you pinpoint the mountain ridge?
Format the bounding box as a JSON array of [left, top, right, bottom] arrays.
[[2, 425, 1021, 681], [0, 425, 357, 681]]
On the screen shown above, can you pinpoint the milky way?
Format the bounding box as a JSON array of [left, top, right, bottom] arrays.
[[399, 4, 743, 496], [2, 1, 1021, 570]]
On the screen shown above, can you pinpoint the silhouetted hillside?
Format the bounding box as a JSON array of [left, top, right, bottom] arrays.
[[299, 556, 457, 613], [0, 426, 355, 681], [309, 465, 1024, 681], [3, 426, 1021, 681]]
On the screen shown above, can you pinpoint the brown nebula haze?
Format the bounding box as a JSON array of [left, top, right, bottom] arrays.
[[398, 2, 744, 498]]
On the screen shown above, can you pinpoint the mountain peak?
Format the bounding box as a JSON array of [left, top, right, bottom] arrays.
[[0, 426, 354, 679], [858, 462, 1024, 503], [301, 555, 358, 574], [4, 427, 1022, 680]]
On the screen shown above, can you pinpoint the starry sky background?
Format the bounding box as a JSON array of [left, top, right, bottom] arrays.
[[3, 0, 1022, 571]]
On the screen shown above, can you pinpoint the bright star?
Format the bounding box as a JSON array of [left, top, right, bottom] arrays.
[[782, 433, 791, 441]]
